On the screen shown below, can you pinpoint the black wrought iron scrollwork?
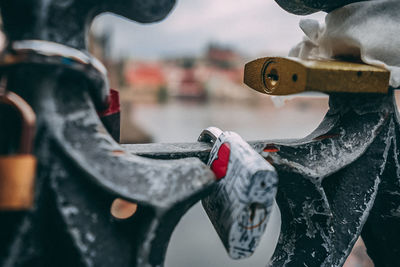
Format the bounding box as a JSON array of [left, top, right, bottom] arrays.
[[274, 0, 369, 15], [0, 1, 215, 267], [0, 0, 399, 267]]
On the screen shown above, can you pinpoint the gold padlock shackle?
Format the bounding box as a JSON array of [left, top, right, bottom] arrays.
[[0, 85, 37, 210], [0, 90, 36, 154]]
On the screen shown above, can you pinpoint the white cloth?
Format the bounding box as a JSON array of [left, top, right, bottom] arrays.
[[289, 0, 400, 88]]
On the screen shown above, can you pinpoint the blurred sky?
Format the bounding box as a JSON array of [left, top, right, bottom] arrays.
[[91, 0, 325, 60]]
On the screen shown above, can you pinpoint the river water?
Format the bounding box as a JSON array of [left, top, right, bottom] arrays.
[[128, 97, 329, 267], [131, 97, 328, 142]]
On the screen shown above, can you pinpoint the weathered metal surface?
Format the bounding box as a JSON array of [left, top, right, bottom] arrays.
[[123, 142, 213, 162], [0, 0, 176, 50], [361, 118, 400, 267], [0, 0, 400, 266], [262, 93, 395, 267], [0, 64, 216, 267], [274, 0, 369, 15], [0, 1, 218, 267], [244, 57, 390, 95], [0, 40, 110, 110]]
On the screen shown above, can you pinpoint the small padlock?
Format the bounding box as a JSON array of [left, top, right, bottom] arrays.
[[0, 90, 36, 210], [199, 127, 278, 259]]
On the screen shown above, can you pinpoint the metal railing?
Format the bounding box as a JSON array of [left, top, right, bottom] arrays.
[[0, 1, 399, 267]]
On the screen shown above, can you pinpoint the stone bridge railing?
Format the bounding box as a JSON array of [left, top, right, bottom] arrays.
[[0, 1, 399, 267]]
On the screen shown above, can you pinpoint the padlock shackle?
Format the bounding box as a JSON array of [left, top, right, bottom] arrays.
[[0, 91, 36, 154], [198, 126, 223, 143]]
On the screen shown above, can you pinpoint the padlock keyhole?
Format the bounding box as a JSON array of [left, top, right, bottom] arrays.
[[266, 68, 279, 89]]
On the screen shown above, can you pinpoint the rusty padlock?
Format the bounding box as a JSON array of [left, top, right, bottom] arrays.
[[0, 90, 36, 210], [199, 127, 278, 259]]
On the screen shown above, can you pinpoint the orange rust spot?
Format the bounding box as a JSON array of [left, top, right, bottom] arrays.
[[263, 144, 279, 153], [110, 198, 138, 219]]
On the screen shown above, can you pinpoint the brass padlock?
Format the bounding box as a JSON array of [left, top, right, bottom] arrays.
[[244, 57, 390, 95], [0, 90, 36, 210]]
